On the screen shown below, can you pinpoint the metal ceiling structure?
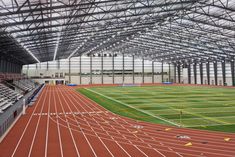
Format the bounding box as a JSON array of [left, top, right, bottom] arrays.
[[0, 30, 36, 64], [0, 0, 234, 64]]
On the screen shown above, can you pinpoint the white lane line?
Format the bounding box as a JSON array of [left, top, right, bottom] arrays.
[[27, 86, 49, 157], [47, 106, 233, 157], [115, 141, 132, 157], [45, 86, 51, 157], [71, 87, 235, 156], [72, 89, 149, 153], [153, 148, 166, 157], [134, 145, 149, 157], [80, 88, 186, 157], [118, 116, 182, 157], [56, 86, 81, 157], [58, 86, 98, 157], [77, 89, 184, 157], [11, 86, 46, 157], [53, 86, 64, 157], [63, 86, 116, 157], [67, 89, 132, 157], [78, 91, 229, 141], [115, 114, 171, 157]]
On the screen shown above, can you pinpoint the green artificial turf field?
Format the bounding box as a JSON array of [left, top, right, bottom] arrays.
[[77, 85, 235, 133]]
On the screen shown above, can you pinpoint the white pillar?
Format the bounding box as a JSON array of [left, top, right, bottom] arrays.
[[22, 99, 26, 115]]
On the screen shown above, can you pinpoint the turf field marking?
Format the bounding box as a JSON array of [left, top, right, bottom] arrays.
[[103, 87, 232, 126], [85, 88, 181, 127], [89, 87, 232, 127]]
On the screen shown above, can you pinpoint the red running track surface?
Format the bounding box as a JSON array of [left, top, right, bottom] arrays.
[[0, 85, 235, 157]]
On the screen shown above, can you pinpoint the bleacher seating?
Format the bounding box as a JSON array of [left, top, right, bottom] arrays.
[[0, 83, 23, 113], [13, 79, 36, 92], [0, 73, 23, 82]]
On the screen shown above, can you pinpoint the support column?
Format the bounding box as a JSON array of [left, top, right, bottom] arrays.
[[46, 61, 49, 71], [12, 63, 14, 73], [200, 63, 203, 85], [35, 63, 38, 77], [174, 64, 176, 83], [132, 55, 135, 84], [152, 61, 154, 84], [161, 62, 164, 83], [231, 60, 235, 86], [27, 65, 29, 76], [90, 54, 92, 84], [69, 58, 71, 83], [79, 56, 82, 85], [222, 61, 226, 86], [4, 61, 6, 72], [213, 61, 218, 86], [5, 61, 8, 72], [193, 63, 197, 84], [57, 60, 60, 69], [112, 52, 115, 84], [8, 62, 11, 72], [188, 64, 191, 84], [177, 64, 181, 83], [122, 53, 124, 84], [168, 63, 171, 82], [101, 52, 104, 84], [142, 58, 144, 84], [206, 62, 210, 85], [0, 59, 2, 72]]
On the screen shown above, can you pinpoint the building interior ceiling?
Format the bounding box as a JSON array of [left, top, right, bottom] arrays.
[[0, 0, 234, 64]]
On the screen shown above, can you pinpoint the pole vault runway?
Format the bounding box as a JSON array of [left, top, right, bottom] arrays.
[[0, 85, 235, 157]]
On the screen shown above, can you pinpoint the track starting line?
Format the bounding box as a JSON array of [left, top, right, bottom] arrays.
[[33, 111, 109, 116]]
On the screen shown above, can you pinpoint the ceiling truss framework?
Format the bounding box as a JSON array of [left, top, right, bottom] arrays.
[[0, 0, 234, 64]]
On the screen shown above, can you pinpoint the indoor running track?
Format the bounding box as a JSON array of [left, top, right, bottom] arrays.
[[0, 85, 235, 157]]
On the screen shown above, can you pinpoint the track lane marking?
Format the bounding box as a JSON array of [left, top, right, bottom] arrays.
[[44, 85, 51, 157], [56, 86, 81, 157], [77, 87, 235, 156], [27, 86, 49, 157], [57, 86, 98, 157], [61, 86, 114, 157], [11, 85, 46, 157], [73, 88, 169, 157], [69, 87, 141, 157], [53, 86, 64, 157]]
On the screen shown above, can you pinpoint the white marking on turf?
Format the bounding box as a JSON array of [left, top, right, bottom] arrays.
[[85, 88, 181, 127]]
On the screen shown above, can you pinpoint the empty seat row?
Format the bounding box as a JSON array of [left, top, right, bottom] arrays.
[[0, 83, 23, 113], [13, 79, 36, 91]]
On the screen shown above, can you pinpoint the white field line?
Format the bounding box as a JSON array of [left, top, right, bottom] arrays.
[[80, 89, 182, 157], [171, 116, 235, 120], [46, 96, 235, 157], [98, 89, 232, 126], [84, 88, 181, 127]]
